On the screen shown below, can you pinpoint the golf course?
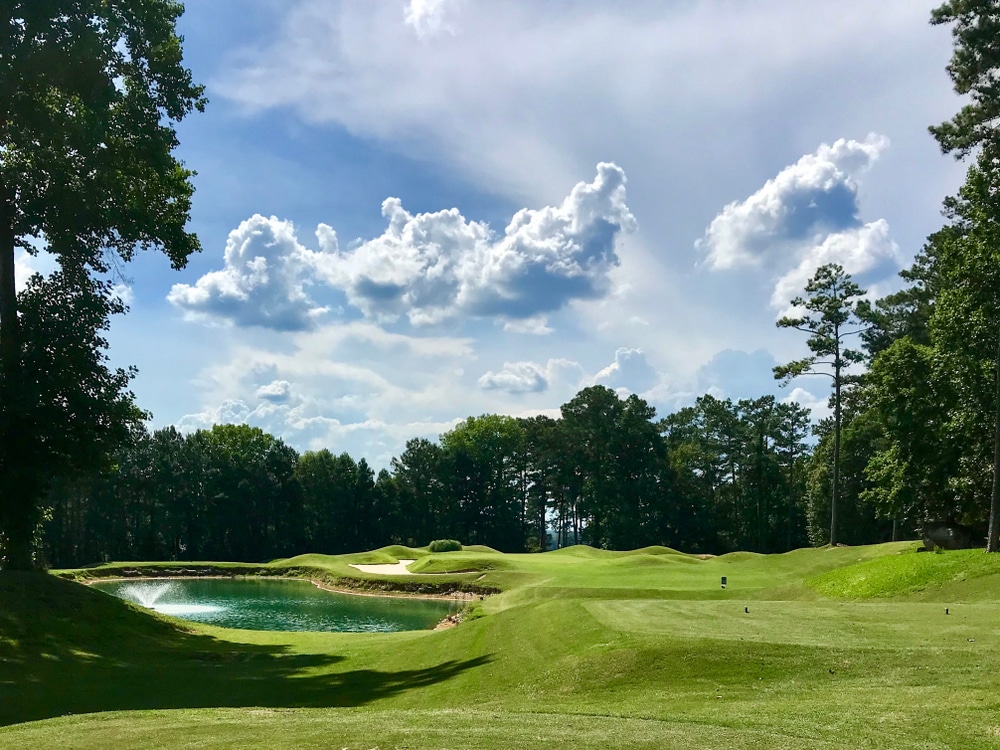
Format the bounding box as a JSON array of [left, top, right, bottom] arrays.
[[2, 542, 999, 749]]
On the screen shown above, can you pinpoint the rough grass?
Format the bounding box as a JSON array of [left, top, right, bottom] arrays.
[[5, 541, 1000, 749]]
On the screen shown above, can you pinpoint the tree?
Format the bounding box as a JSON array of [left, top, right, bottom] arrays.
[[391, 438, 447, 546], [296, 450, 340, 553], [440, 415, 526, 551], [560, 386, 625, 549], [926, 155, 1000, 547], [773, 400, 812, 550], [930, 0, 1000, 550], [929, 0, 1000, 159], [0, 2, 205, 568], [861, 338, 959, 528], [520, 415, 562, 551], [196, 424, 301, 561], [559, 387, 669, 550], [6, 263, 146, 567], [660, 405, 724, 552], [774, 264, 866, 546], [804, 405, 888, 547]]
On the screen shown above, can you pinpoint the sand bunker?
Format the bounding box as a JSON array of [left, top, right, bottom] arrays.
[[349, 559, 416, 575]]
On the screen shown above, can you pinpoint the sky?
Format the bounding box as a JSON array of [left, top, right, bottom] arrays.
[[16, 0, 970, 469]]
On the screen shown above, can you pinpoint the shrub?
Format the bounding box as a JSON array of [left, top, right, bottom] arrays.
[[428, 539, 462, 553]]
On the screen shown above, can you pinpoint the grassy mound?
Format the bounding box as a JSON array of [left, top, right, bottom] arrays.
[[547, 544, 624, 558], [716, 550, 766, 562], [407, 555, 514, 574], [630, 545, 689, 556], [377, 545, 428, 559], [607, 553, 700, 568], [0, 571, 185, 656], [806, 547, 1000, 600]]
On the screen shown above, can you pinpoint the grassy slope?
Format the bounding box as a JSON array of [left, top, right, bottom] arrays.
[[3, 543, 1000, 748]]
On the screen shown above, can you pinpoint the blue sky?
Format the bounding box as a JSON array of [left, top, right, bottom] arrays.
[[16, 0, 968, 468]]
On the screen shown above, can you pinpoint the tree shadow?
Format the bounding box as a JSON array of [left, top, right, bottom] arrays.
[[0, 572, 493, 725]]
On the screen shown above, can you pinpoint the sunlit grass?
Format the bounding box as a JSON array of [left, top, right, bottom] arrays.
[[806, 547, 1000, 600], [5, 541, 1000, 749]]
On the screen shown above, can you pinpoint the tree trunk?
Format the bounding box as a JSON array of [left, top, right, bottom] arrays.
[[0, 176, 36, 570], [986, 330, 1000, 552], [831, 365, 841, 548], [0, 16, 37, 570]]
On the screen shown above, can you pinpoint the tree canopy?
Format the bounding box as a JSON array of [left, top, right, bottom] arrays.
[[926, 0, 1000, 550], [0, 1, 205, 569]]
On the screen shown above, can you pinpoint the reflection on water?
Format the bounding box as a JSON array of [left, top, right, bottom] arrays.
[[92, 578, 459, 633]]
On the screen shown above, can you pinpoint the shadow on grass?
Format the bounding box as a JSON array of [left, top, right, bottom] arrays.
[[0, 572, 492, 725]]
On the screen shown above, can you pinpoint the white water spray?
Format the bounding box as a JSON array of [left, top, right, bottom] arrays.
[[119, 581, 222, 615]]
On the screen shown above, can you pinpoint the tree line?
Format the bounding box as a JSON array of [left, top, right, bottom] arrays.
[[41, 387, 819, 567]]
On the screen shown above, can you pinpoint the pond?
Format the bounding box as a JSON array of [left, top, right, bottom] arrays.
[[90, 578, 459, 633]]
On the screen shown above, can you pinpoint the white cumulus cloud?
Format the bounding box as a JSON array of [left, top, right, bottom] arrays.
[[14, 249, 57, 293], [111, 283, 134, 307], [502, 316, 554, 335], [310, 161, 635, 325], [698, 134, 889, 270], [168, 214, 329, 331], [698, 134, 904, 318], [783, 386, 831, 421], [172, 164, 632, 331]]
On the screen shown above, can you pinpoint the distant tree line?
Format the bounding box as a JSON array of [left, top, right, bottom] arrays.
[[40, 386, 820, 567]]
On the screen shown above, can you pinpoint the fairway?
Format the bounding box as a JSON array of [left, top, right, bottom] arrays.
[[3, 543, 1000, 749]]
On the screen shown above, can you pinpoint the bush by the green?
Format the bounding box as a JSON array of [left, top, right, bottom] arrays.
[[428, 539, 462, 552]]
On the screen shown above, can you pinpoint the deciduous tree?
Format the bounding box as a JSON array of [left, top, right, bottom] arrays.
[[0, 1, 205, 568], [930, 0, 1000, 550]]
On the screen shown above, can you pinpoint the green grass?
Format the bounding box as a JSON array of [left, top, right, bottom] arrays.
[[806, 547, 1000, 600], [4, 541, 1000, 748]]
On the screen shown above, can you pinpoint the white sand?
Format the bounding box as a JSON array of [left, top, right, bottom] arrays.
[[349, 559, 416, 575]]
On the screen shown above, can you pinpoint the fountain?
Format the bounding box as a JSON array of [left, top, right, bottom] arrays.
[[118, 580, 223, 616], [120, 581, 174, 608]]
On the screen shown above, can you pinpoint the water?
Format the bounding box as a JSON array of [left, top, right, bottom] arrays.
[[91, 578, 459, 633]]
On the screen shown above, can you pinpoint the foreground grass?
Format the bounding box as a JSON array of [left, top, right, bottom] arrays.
[[3, 543, 1000, 748]]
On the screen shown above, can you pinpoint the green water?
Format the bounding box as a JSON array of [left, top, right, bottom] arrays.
[[91, 578, 458, 633]]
